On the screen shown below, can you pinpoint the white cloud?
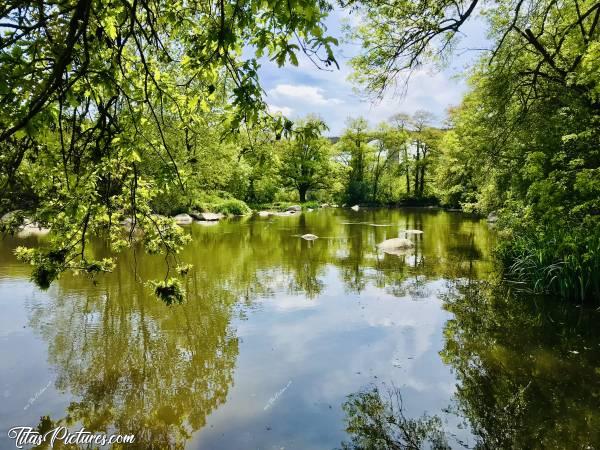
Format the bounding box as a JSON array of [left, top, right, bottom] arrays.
[[255, 8, 490, 134], [268, 84, 343, 106], [267, 104, 294, 116]]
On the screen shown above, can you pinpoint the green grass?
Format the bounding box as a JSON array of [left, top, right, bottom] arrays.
[[496, 222, 600, 303]]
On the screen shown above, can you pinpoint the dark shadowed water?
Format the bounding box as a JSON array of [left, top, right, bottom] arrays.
[[1, 208, 599, 449]]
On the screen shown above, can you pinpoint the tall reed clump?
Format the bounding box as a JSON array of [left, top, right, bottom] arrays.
[[496, 222, 600, 303]]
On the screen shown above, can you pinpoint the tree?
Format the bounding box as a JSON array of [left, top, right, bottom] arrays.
[[389, 111, 440, 198], [0, 0, 339, 297], [390, 113, 413, 195], [278, 116, 332, 202], [370, 122, 403, 202], [339, 117, 372, 204], [345, 0, 600, 301]]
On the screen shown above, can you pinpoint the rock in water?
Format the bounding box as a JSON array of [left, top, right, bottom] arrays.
[[173, 213, 193, 225], [377, 238, 414, 250], [351, 205, 359, 211], [301, 234, 318, 240], [287, 205, 302, 212], [403, 229, 424, 234], [17, 222, 50, 238], [198, 212, 223, 221]]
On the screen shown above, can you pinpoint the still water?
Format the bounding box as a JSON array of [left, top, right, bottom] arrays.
[[1, 208, 599, 449]]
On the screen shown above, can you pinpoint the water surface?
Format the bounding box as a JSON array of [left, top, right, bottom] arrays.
[[1, 208, 599, 449]]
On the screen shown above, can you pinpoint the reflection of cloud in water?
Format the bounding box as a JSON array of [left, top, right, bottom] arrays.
[[196, 269, 458, 449]]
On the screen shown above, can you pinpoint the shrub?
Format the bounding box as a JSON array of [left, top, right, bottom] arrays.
[[213, 198, 251, 215]]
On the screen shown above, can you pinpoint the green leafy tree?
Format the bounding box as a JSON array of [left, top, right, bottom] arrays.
[[278, 116, 332, 202], [0, 0, 339, 296], [346, 0, 600, 301], [339, 117, 373, 204]]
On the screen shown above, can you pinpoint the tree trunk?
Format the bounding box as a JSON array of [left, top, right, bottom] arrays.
[[299, 187, 307, 203], [404, 146, 410, 194], [414, 144, 420, 197]]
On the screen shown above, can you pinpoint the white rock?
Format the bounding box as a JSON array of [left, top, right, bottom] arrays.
[[1, 210, 23, 224], [173, 213, 193, 225], [17, 222, 50, 238], [287, 205, 302, 212], [377, 238, 414, 250], [351, 205, 359, 211], [301, 234, 318, 240], [403, 229, 424, 234]]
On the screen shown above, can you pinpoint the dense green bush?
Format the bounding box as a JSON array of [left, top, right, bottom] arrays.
[[212, 199, 252, 216]]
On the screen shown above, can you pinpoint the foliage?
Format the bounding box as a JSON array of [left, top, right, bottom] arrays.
[[277, 116, 335, 202], [346, 0, 600, 302], [496, 220, 600, 302], [151, 278, 186, 305], [0, 0, 339, 294], [337, 114, 442, 205], [211, 199, 252, 216]]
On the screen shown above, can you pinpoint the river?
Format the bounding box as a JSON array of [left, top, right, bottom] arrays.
[[1, 208, 599, 449]]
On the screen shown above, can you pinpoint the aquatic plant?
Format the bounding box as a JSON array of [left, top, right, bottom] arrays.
[[496, 221, 600, 303]]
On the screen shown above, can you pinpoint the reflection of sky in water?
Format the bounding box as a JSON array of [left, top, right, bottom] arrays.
[[0, 209, 491, 449], [0, 282, 71, 442], [191, 269, 468, 450]]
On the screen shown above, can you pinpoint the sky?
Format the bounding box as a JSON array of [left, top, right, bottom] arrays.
[[258, 7, 491, 136]]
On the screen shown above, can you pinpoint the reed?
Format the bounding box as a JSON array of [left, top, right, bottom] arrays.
[[496, 223, 600, 303]]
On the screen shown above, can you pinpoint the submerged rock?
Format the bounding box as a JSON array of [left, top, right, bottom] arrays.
[[351, 205, 360, 211], [301, 234, 318, 240], [173, 213, 193, 225]]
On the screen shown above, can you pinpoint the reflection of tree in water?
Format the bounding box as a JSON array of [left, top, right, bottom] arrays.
[[10, 209, 499, 449], [339, 385, 451, 450], [28, 268, 239, 449], [441, 281, 600, 449], [340, 281, 600, 450]]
